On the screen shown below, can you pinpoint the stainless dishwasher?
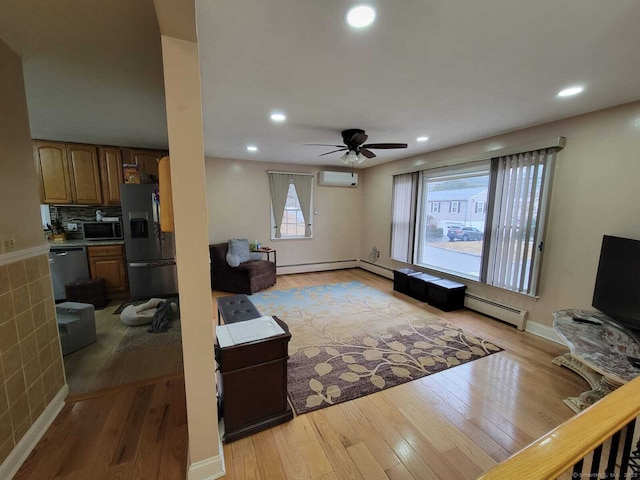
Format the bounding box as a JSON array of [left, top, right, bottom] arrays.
[[48, 247, 90, 300]]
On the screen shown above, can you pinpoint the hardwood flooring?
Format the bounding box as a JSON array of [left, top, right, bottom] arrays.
[[63, 301, 184, 397], [14, 374, 188, 480], [18, 268, 585, 479], [218, 269, 585, 480]]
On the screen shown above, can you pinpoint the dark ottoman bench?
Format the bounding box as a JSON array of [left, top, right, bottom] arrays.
[[393, 268, 420, 295], [408, 272, 442, 302], [217, 294, 262, 325], [427, 279, 467, 311]]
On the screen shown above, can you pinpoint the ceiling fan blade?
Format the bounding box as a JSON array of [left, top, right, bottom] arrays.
[[362, 143, 408, 149], [350, 132, 368, 145], [318, 148, 347, 156], [305, 144, 345, 147], [360, 148, 376, 159]]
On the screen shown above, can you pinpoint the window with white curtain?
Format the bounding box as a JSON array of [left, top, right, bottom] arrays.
[[268, 172, 313, 239], [390, 146, 559, 295]]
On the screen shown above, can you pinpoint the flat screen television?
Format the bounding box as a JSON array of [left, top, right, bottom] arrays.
[[592, 235, 640, 332]]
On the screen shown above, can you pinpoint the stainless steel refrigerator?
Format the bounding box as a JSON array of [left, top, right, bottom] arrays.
[[120, 184, 178, 298]]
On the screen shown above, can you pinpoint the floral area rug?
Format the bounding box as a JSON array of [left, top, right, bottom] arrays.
[[250, 281, 502, 415]]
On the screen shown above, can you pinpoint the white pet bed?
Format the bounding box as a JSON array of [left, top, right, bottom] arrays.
[[120, 298, 178, 326]]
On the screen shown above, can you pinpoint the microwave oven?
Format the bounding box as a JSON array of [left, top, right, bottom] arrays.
[[82, 221, 123, 240]]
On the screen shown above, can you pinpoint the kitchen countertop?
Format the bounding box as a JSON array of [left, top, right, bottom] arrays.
[[48, 239, 125, 249]]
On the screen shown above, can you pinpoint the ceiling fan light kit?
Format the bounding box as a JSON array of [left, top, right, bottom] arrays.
[[307, 128, 408, 165]]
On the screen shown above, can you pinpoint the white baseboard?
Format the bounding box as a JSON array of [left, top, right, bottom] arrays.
[[0, 384, 68, 480], [357, 260, 393, 279], [188, 454, 225, 480], [525, 320, 564, 345], [277, 260, 357, 275]]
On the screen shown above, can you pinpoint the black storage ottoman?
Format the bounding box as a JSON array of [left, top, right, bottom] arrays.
[[64, 278, 106, 309], [427, 279, 466, 311], [393, 268, 420, 295], [217, 294, 262, 325], [407, 273, 441, 302]]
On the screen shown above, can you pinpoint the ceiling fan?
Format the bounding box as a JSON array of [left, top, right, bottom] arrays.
[[306, 129, 408, 165]]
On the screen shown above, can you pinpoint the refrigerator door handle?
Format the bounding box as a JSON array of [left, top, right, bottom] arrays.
[[129, 261, 177, 268]]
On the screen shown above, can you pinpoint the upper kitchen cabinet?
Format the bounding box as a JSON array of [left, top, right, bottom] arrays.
[[33, 141, 73, 203], [66, 144, 102, 204], [124, 148, 166, 184], [99, 146, 123, 205], [33, 141, 102, 205]]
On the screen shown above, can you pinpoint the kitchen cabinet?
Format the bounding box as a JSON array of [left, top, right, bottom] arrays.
[[33, 141, 73, 204], [99, 146, 124, 205], [124, 148, 166, 184], [33, 141, 101, 205], [87, 245, 128, 298], [66, 144, 102, 204]]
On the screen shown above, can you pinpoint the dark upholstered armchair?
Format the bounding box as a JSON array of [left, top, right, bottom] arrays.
[[209, 243, 276, 294]]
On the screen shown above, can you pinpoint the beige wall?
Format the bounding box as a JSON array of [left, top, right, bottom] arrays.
[[361, 101, 640, 328], [205, 157, 362, 267], [0, 39, 65, 466], [0, 38, 44, 250]]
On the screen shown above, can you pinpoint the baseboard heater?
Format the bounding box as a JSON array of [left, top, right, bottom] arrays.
[[464, 293, 528, 331]]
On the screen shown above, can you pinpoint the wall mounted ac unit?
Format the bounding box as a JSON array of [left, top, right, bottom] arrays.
[[318, 171, 358, 187]]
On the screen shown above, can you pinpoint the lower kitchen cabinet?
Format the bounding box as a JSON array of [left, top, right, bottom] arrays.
[[87, 245, 129, 298]]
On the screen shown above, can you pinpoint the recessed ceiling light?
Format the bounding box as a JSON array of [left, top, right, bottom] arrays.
[[247, 145, 258, 152], [557, 86, 584, 97], [416, 136, 429, 142], [346, 5, 376, 28], [270, 113, 286, 122]]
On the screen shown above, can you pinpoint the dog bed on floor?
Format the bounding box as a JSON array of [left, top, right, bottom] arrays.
[[120, 298, 178, 326]]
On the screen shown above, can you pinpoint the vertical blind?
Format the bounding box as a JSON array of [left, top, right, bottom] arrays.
[[390, 173, 418, 262], [485, 148, 556, 294]]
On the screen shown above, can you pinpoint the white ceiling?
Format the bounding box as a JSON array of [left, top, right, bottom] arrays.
[[0, 0, 168, 149], [197, 0, 640, 167], [1, 1, 639, 167]]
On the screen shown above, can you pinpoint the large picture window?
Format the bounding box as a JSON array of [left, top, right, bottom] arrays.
[[416, 162, 490, 281], [391, 146, 559, 295]]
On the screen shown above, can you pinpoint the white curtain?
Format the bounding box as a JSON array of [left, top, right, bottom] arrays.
[[268, 173, 290, 238], [390, 173, 418, 262], [290, 174, 313, 237], [486, 148, 556, 294]]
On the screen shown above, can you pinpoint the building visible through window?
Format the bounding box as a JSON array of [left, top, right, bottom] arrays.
[[390, 146, 559, 295], [280, 183, 306, 237]]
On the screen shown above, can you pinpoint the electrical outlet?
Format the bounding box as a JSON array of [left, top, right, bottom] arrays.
[[4, 234, 16, 252]]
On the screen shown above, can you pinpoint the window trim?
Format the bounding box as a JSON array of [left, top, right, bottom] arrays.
[[269, 177, 314, 240], [390, 137, 565, 177], [392, 146, 560, 297]]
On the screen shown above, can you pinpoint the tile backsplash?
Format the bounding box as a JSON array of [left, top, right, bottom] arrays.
[[0, 255, 65, 464], [45, 206, 122, 240]]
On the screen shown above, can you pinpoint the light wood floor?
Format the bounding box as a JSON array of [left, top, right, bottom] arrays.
[[14, 374, 188, 480], [218, 269, 585, 480], [20, 268, 585, 479], [63, 301, 184, 397]]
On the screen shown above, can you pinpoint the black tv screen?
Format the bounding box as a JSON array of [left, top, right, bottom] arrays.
[[592, 235, 640, 331]]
